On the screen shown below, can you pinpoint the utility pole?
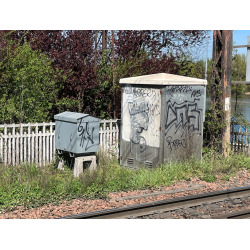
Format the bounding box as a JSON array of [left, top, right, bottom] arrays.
[[247, 36, 250, 82], [112, 30, 116, 119], [212, 30, 233, 157], [205, 31, 209, 80]]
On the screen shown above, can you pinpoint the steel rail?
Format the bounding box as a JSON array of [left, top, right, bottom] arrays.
[[58, 185, 250, 219], [213, 209, 250, 219]]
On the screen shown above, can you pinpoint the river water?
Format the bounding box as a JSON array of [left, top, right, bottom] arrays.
[[206, 94, 250, 122]]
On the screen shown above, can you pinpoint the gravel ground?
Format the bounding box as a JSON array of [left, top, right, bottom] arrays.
[[134, 195, 250, 219], [1, 168, 250, 219]]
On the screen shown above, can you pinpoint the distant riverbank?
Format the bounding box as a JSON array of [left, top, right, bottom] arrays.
[[206, 94, 250, 122]]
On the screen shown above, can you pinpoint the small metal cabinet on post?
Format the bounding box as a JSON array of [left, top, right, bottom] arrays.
[[119, 73, 207, 169], [54, 111, 100, 177]]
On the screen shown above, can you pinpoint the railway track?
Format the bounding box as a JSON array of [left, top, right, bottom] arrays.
[[58, 185, 250, 219], [213, 209, 250, 219]]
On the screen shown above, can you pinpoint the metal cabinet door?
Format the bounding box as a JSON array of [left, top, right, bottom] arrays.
[[55, 121, 77, 153], [76, 119, 99, 154], [164, 85, 206, 163]]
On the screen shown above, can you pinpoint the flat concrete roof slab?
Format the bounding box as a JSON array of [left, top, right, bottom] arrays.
[[119, 73, 207, 85]]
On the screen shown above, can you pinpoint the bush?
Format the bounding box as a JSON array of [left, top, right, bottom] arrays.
[[0, 35, 66, 123]]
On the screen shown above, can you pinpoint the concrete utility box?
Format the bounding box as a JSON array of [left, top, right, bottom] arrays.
[[54, 111, 99, 154], [119, 73, 207, 169]]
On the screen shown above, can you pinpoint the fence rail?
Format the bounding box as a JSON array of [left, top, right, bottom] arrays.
[[1, 119, 249, 166], [0, 119, 120, 166], [230, 120, 250, 155]]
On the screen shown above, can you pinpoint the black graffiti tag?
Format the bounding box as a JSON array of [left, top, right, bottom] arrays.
[[191, 89, 202, 98], [165, 100, 202, 137], [129, 101, 160, 117], [133, 88, 155, 98], [166, 136, 187, 152], [78, 119, 95, 151], [166, 85, 192, 97]]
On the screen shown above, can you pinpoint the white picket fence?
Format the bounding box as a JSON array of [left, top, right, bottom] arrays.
[[0, 119, 120, 166]]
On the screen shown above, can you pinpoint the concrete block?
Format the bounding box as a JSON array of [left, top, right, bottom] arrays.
[[73, 155, 97, 177], [58, 159, 65, 170]]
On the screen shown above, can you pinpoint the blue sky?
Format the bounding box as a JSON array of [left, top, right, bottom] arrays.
[[207, 30, 250, 59]]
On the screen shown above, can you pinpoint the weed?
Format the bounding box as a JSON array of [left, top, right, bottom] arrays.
[[221, 175, 230, 181], [202, 174, 217, 182], [0, 151, 250, 212]]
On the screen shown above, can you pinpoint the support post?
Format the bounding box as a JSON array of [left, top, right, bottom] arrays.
[[112, 30, 116, 119], [73, 155, 97, 177], [221, 31, 233, 157], [212, 30, 233, 157], [246, 36, 250, 82]]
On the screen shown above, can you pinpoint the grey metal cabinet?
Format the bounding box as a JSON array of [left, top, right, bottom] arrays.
[[54, 111, 99, 154], [119, 73, 207, 169]]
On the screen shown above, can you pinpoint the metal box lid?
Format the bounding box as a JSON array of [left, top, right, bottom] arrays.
[[54, 111, 99, 123], [119, 73, 207, 85]]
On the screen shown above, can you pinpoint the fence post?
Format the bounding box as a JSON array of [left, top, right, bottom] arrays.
[[31, 131, 34, 163], [12, 124, 15, 165], [16, 131, 19, 165], [39, 130, 42, 167], [28, 123, 31, 164], [35, 123, 38, 166], [50, 122, 53, 163], [8, 132, 11, 165], [0, 128, 2, 163], [116, 120, 119, 158], [43, 123, 45, 166], [24, 131, 27, 163], [20, 124, 23, 163], [4, 124, 7, 165], [46, 128, 48, 164], [103, 121, 106, 151]]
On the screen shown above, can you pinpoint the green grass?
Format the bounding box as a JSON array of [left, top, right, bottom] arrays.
[[1, 150, 250, 212]]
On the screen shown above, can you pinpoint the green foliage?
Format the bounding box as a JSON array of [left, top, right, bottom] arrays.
[[92, 49, 150, 119], [204, 58, 213, 96], [114, 50, 150, 79], [0, 36, 66, 124], [203, 101, 226, 150], [56, 97, 81, 114], [231, 106, 250, 130], [177, 56, 205, 79], [232, 53, 246, 83], [93, 50, 115, 119], [1, 151, 250, 212], [202, 174, 217, 182]]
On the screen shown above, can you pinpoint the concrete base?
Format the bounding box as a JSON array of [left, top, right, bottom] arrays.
[[58, 159, 65, 170], [73, 155, 97, 177]]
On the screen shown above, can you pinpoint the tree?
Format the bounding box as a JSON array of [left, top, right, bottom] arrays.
[[0, 36, 65, 124], [0, 30, 208, 119], [231, 53, 247, 112]]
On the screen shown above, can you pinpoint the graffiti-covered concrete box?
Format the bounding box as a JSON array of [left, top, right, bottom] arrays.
[[54, 111, 99, 154], [119, 73, 207, 169]]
